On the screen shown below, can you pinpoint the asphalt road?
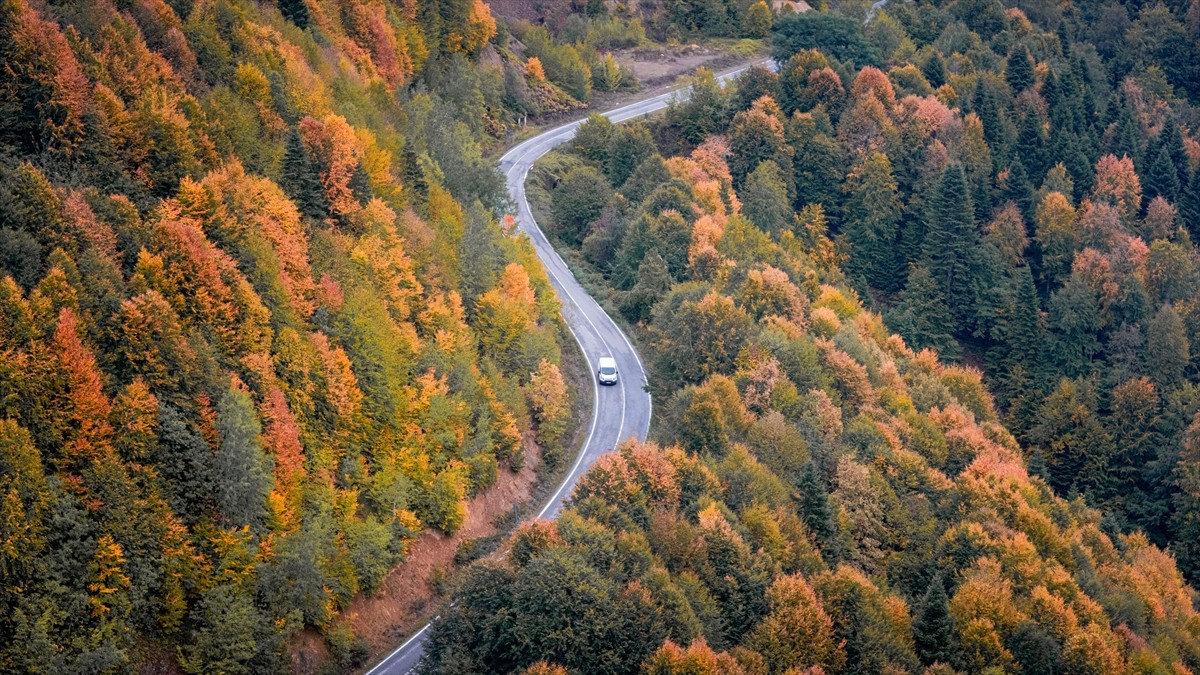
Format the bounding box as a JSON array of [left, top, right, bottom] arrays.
[[362, 58, 771, 675]]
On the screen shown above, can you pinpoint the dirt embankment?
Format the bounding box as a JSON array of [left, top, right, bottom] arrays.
[[289, 442, 543, 674]]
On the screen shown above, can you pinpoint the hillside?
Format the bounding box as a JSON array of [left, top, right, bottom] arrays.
[[419, 1, 1200, 673], [0, 0, 581, 671]]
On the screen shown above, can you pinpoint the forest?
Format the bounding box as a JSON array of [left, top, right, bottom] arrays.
[[418, 0, 1200, 673], [0, 0, 749, 669]]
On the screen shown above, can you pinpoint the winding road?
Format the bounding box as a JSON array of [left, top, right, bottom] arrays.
[[362, 58, 770, 675]]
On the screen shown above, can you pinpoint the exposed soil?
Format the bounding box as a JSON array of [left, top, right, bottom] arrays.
[[616, 44, 730, 86], [288, 442, 543, 674]]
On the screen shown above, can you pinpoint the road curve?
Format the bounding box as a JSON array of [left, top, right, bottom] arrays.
[[363, 58, 771, 675]]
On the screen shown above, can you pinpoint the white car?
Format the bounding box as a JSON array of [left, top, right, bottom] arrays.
[[597, 357, 619, 385]]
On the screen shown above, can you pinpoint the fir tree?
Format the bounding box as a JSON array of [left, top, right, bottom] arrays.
[[1144, 143, 1182, 205], [887, 264, 960, 358], [279, 128, 327, 221], [843, 152, 902, 291], [921, 164, 978, 327], [278, 0, 309, 29], [922, 52, 945, 89], [1005, 265, 1044, 381], [1146, 304, 1189, 391], [213, 383, 272, 533], [913, 575, 958, 667], [1182, 169, 1200, 242], [742, 160, 792, 238], [1015, 110, 1047, 184], [348, 160, 372, 206], [799, 462, 838, 562], [1005, 45, 1035, 93], [1108, 96, 1142, 168]]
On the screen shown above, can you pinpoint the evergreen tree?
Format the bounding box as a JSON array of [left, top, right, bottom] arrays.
[[606, 124, 655, 187], [913, 575, 957, 667], [1047, 276, 1102, 378], [922, 52, 945, 89], [742, 160, 792, 238], [400, 141, 429, 204], [1005, 265, 1044, 381], [1014, 110, 1047, 184], [789, 119, 844, 224], [1146, 304, 1189, 391], [279, 128, 327, 221], [620, 252, 671, 324], [799, 462, 837, 562], [886, 264, 960, 358], [1005, 45, 1035, 93], [1107, 95, 1142, 168], [278, 0, 309, 29], [843, 152, 902, 291], [1182, 169, 1200, 242], [1001, 162, 1036, 222], [1158, 116, 1190, 187], [1144, 143, 1182, 205], [921, 165, 978, 327], [972, 79, 1011, 159], [348, 160, 372, 206], [1173, 414, 1200, 580], [1008, 622, 1063, 675], [213, 383, 272, 532]]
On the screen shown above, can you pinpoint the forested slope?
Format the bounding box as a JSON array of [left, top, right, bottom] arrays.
[[419, 1, 1200, 673], [0, 0, 600, 670]]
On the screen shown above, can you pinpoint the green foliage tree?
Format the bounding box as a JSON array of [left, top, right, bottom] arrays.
[[552, 166, 613, 246], [742, 160, 792, 238], [742, 1, 772, 38], [1145, 304, 1189, 391], [771, 13, 879, 66], [606, 124, 655, 187], [843, 152, 902, 291], [913, 575, 958, 667], [921, 165, 978, 327], [887, 265, 960, 358], [213, 383, 272, 532], [1005, 45, 1035, 93]]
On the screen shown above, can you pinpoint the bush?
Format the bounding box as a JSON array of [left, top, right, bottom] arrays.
[[325, 623, 370, 670]]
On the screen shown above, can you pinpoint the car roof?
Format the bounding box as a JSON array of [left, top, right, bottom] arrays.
[[598, 357, 617, 367]]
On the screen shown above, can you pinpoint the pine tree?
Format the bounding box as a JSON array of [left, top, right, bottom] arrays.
[[913, 575, 957, 667], [921, 165, 978, 327], [1005, 45, 1035, 93], [279, 128, 327, 221], [843, 152, 902, 291]]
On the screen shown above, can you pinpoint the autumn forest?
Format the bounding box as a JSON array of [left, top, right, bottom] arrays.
[[2, 0, 1200, 673]]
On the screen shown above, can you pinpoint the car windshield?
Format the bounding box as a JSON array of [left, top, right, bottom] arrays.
[[600, 367, 616, 375]]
